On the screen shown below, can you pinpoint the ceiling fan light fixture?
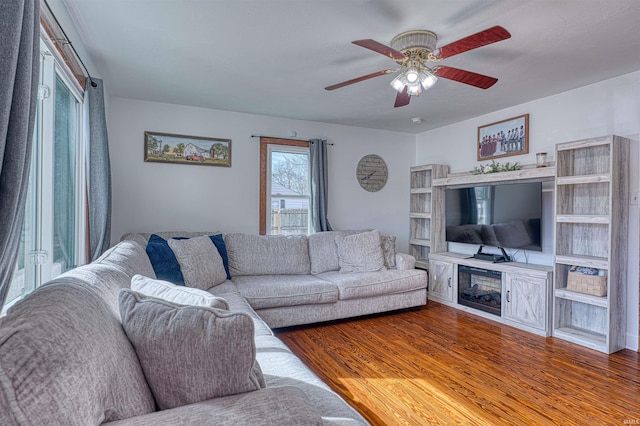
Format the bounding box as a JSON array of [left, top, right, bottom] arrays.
[[419, 69, 438, 89], [390, 30, 438, 54], [406, 82, 422, 96], [390, 74, 407, 92], [405, 67, 420, 83]]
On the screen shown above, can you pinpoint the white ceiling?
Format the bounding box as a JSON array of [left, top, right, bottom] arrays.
[[61, 0, 640, 134]]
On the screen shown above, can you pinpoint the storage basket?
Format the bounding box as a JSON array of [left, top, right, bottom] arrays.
[[566, 266, 607, 296]]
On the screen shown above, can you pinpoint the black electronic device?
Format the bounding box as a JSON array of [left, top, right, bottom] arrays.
[[472, 246, 511, 263]]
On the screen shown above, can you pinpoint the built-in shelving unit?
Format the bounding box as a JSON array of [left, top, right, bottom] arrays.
[[409, 164, 448, 269], [552, 135, 629, 354]]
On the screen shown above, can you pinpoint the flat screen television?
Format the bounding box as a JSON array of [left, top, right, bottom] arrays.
[[445, 182, 542, 252]]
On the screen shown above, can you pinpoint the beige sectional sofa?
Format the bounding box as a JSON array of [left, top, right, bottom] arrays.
[[123, 230, 428, 328], [0, 229, 427, 425]]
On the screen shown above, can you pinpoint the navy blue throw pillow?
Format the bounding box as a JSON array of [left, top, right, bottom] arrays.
[[145, 234, 186, 286], [209, 234, 231, 280]]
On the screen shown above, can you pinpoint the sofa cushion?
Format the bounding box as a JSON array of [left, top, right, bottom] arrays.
[[231, 275, 339, 309], [317, 269, 427, 300], [225, 233, 311, 276], [119, 289, 265, 410], [168, 235, 228, 290], [0, 283, 155, 425], [146, 234, 186, 285], [131, 274, 229, 310], [210, 288, 274, 337], [335, 230, 386, 273], [308, 231, 340, 274], [102, 386, 324, 426]]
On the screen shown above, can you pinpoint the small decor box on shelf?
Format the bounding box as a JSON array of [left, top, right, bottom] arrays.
[[566, 266, 607, 297]]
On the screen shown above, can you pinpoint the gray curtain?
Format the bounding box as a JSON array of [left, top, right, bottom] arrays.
[[86, 78, 112, 261], [0, 0, 40, 309], [309, 139, 332, 232]]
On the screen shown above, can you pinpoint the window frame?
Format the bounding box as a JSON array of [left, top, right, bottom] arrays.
[[259, 137, 309, 235]]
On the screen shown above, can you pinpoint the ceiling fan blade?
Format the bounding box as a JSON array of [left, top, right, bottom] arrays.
[[324, 69, 395, 91], [434, 26, 511, 59], [352, 39, 406, 61], [394, 86, 410, 108], [434, 66, 498, 89]]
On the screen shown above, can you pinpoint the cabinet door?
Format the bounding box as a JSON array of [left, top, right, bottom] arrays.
[[429, 260, 453, 302], [504, 273, 547, 331]]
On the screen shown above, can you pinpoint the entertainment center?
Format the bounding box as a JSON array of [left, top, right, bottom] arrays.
[[428, 252, 553, 336], [411, 135, 630, 353]]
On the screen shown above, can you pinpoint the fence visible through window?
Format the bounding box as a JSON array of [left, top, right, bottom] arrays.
[[271, 208, 308, 235]]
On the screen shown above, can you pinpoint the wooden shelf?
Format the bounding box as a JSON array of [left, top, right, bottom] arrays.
[[554, 288, 608, 308], [554, 254, 608, 269], [553, 327, 607, 351], [410, 188, 432, 194], [410, 213, 431, 219], [556, 174, 611, 185], [409, 238, 431, 247], [555, 214, 609, 224], [432, 165, 555, 187], [555, 136, 615, 151]]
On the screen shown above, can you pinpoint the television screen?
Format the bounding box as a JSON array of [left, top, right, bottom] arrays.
[[445, 182, 542, 251]]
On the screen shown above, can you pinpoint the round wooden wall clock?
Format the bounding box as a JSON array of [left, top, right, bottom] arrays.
[[356, 154, 388, 192]]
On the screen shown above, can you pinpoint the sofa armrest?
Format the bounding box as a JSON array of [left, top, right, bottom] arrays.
[[395, 253, 416, 270]]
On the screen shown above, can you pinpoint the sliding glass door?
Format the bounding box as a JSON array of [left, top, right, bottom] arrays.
[[5, 38, 86, 310]]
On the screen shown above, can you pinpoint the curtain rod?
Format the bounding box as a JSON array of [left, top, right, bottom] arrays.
[[251, 135, 334, 145], [43, 0, 97, 88]]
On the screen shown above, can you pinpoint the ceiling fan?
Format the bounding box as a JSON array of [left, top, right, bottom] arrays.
[[325, 26, 511, 107]]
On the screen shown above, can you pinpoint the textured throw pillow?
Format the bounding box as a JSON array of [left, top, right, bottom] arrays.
[[380, 234, 397, 269], [131, 274, 229, 310], [145, 234, 185, 285], [168, 236, 227, 290], [335, 229, 387, 273], [209, 234, 231, 279], [119, 289, 266, 410]]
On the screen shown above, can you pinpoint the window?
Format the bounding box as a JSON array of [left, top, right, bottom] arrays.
[[5, 36, 86, 310], [259, 138, 310, 235]]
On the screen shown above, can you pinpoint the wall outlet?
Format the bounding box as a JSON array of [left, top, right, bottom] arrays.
[[632, 191, 639, 206]]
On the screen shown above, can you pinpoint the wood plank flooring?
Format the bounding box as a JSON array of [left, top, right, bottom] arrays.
[[276, 301, 640, 425]]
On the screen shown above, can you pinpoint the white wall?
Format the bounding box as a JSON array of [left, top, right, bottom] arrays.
[[416, 71, 640, 350], [107, 98, 416, 250]]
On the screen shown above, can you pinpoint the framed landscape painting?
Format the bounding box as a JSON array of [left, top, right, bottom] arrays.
[[477, 114, 529, 161], [144, 131, 232, 167]]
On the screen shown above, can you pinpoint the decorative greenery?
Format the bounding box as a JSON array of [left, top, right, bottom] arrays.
[[471, 160, 522, 175]]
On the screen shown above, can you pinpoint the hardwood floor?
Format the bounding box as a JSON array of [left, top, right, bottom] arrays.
[[276, 301, 640, 425]]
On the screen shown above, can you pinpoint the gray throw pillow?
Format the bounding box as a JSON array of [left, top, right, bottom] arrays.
[[335, 229, 387, 273], [380, 234, 397, 269], [131, 274, 229, 310], [119, 289, 266, 410], [168, 235, 227, 290]]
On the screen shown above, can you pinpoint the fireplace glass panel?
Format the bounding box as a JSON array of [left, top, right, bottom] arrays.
[[457, 265, 502, 316]]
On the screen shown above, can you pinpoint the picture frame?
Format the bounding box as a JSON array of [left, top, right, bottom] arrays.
[[144, 131, 232, 167], [477, 114, 529, 161]]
